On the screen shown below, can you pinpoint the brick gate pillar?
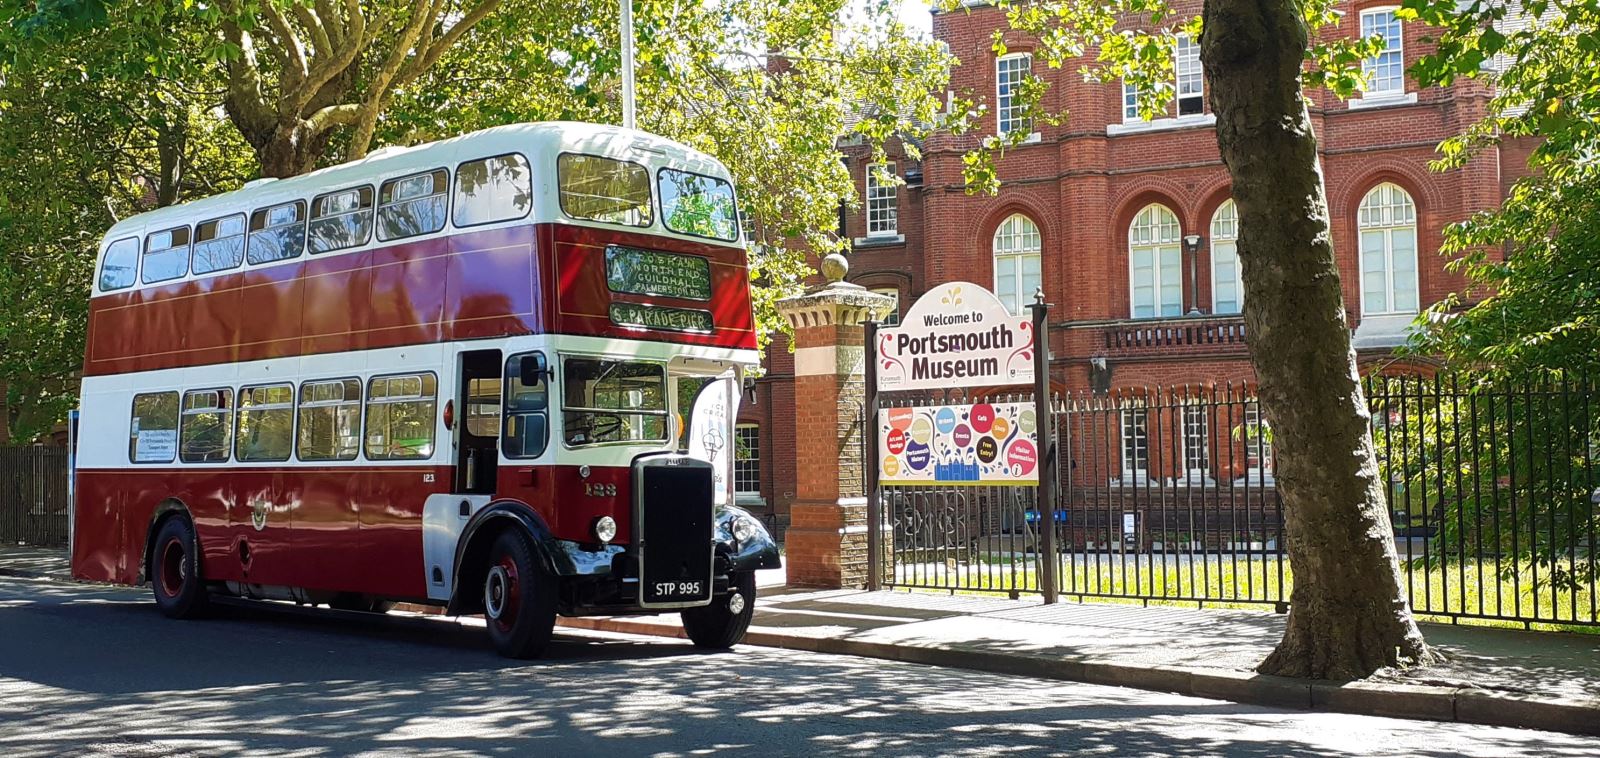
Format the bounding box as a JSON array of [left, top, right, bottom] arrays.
[[775, 255, 893, 589]]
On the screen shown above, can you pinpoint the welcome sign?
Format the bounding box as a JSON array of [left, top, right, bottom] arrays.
[[875, 282, 1033, 392], [878, 402, 1040, 485]]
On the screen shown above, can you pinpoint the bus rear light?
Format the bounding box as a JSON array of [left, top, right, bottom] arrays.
[[442, 399, 454, 430]]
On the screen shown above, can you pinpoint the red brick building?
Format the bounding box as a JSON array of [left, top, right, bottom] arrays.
[[735, 2, 1529, 530]]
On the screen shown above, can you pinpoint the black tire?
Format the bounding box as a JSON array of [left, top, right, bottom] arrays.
[[681, 571, 756, 649], [482, 529, 558, 659], [150, 515, 208, 620]]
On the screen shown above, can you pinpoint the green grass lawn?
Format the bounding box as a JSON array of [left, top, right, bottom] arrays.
[[890, 552, 1599, 634]]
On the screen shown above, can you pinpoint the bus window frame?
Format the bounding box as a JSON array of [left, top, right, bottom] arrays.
[[142, 225, 192, 285], [502, 352, 550, 460], [98, 236, 141, 293], [556, 152, 654, 228], [656, 167, 740, 243], [234, 382, 297, 463], [178, 387, 234, 464], [191, 213, 247, 276], [558, 355, 670, 450], [451, 152, 534, 230], [296, 377, 364, 462], [363, 371, 439, 461], [376, 168, 450, 242], [307, 185, 376, 254], [246, 200, 308, 265], [128, 391, 180, 464]]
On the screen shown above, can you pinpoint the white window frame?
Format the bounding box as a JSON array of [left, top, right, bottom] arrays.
[[993, 214, 1043, 316], [865, 162, 898, 237], [1237, 405, 1274, 485], [1181, 404, 1212, 484], [996, 53, 1034, 137], [1356, 183, 1420, 316], [1120, 407, 1151, 485], [871, 287, 901, 326], [1174, 34, 1204, 117], [734, 424, 761, 496], [1128, 204, 1184, 319], [1122, 80, 1143, 123], [1360, 7, 1405, 96], [1210, 200, 1243, 315]]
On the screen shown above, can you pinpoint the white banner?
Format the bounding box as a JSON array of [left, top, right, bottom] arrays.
[[875, 282, 1034, 392], [879, 402, 1039, 485], [688, 376, 735, 505]]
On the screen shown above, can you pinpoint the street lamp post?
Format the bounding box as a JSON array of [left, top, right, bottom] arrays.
[[621, 0, 636, 129]]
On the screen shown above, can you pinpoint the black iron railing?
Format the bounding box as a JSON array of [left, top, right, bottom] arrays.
[[0, 446, 70, 548]]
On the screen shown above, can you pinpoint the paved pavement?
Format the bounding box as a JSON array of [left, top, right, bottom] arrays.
[[6, 546, 1599, 738], [3, 575, 1600, 757]]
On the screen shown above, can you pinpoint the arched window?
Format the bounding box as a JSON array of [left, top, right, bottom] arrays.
[[1129, 204, 1182, 318], [1210, 200, 1243, 315], [993, 214, 1041, 315], [1357, 183, 1419, 315]]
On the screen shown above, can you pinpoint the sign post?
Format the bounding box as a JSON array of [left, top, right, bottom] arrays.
[[868, 281, 1055, 602], [865, 319, 882, 591], [1028, 292, 1057, 604]]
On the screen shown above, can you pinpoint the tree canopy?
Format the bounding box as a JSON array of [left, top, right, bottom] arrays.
[[0, 0, 955, 439]]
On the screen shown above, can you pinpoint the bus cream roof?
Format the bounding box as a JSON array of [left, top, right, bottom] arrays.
[[99, 121, 733, 243]]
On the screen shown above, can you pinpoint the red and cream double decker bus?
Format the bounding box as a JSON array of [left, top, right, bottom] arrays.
[[72, 122, 779, 658]]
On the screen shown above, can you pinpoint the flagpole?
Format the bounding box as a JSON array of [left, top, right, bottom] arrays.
[[621, 0, 637, 129]]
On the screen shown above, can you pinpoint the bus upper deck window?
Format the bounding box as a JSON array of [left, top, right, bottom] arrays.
[[558, 154, 652, 227], [193, 215, 246, 275], [247, 201, 306, 265], [657, 168, 738, 242], [142, 226, 191, 284], [309, 186, 375, 254], [453, 153, 532, 228], [377, 169, 448, 241], [98, 237, 139, 292]]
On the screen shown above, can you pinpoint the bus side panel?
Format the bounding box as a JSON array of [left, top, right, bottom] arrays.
[[301, 250, 372, 355], [70, 471, 123, 584], [133, 283, 187, 372], [354, 467, 442, 599], [187, 467, 243, 584], [368, 238, 448, 350], [231, 468, 296, 587], [191, 271, 244, 366], [238, 262, 307, 363], [446, 225, 540, 340], [290, 466, 365, 593]]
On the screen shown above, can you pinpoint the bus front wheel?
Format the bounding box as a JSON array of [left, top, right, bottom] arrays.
[[482, 529, 558, 659], [681, 571, 756, 649], [151, 516, 208, 620]]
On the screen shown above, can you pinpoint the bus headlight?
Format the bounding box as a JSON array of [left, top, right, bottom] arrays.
[[731, 515, 758, 543], [593, 516, 618, 544]]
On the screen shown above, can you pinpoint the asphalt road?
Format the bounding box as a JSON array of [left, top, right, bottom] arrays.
[[1, 576, 1596, 758]]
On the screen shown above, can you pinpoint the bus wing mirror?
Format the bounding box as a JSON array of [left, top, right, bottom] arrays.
[[520, 354, 550, 386]]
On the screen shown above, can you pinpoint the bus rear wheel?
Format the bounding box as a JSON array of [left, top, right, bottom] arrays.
[[151, 516, 208, 620], [483, 530, 558, 659], [681, 571, 756, 649]]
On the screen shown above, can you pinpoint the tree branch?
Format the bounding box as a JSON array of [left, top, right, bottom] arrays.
[[218, 16, 276, 143], [306, 102, 366, 133], [290, 4, 334, 62], [259, 0, 309, 95]]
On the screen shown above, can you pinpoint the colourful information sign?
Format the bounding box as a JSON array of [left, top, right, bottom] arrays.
[[878, 402, 1039, 485]]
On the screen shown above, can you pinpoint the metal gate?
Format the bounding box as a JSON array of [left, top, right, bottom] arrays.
[[0, 446, 70, 547]]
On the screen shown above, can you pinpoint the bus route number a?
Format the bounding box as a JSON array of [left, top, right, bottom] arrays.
[[874, 282, 1033, 392]]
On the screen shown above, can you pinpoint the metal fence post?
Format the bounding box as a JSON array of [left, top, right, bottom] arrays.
[[865, 318, 883, 592], [1029, 292, 1058, 604]]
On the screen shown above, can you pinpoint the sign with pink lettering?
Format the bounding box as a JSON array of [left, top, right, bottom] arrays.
[[878, 402, 1039, 485]]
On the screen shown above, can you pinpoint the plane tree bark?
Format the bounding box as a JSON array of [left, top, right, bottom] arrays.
[[1200, 0, 1435, 679]]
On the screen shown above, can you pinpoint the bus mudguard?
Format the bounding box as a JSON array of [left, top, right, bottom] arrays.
[[714, 504, 782, 573]]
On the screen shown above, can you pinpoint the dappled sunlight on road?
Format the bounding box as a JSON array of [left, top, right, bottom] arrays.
[[1, 578, 1597, 757]]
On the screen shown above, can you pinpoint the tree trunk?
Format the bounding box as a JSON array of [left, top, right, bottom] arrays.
[[1200, 0, 1434, 679]]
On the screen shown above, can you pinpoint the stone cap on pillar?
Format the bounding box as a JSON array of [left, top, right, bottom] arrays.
[[777, 253, 896, 329]]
